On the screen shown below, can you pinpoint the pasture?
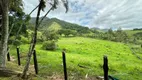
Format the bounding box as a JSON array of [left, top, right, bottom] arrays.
[[9, 37, 142, 80]]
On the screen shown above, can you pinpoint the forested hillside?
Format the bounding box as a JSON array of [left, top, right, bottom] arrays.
[[30, 17, 93, 35]]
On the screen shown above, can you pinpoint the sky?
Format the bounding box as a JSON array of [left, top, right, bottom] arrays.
[[23, 0, 142, 30]]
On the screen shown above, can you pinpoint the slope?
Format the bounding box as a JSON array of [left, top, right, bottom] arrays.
[[9, 37, 142, 80], [30, 17, 93, 34]]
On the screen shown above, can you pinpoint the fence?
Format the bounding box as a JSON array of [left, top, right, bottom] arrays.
[[7, 48, 111, 80], [7, 47, 38, 74]]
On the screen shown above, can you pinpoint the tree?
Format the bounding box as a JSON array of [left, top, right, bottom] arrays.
[[0, 0, 9, 68], [22, 0, 68, 78], [107, 28, 114, 40], [108, 28, 113, 35], [42, 22, 61, 41], [8, 0, 25, 36], [58, 29, 77, 37], [0, 6, 2, 40], [0, 0, 25, 68], [114, 27, 128, 42]]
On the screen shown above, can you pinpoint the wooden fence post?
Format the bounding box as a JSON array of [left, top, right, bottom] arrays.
[[62, 51, 67, 80], [33, 50, 38, 74], [7, 52, 10, 61], [103, 55, 108, 80], [7, 47, 10, 61], [16, 47, 21, 66]]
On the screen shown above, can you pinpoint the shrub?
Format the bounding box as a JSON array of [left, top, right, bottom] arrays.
[[42, 41, 57, 50], [21, 36, 29, 44], [8, 36, 15, 44], [8, 36, 21, 46], [13, 40, 21, 46]]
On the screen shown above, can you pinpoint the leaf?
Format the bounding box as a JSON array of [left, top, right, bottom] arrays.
[[61, 0, 69, 13], [39, 0, 46, 11]]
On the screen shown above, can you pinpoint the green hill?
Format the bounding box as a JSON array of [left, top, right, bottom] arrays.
[[30, 17, 95, 34], [124, 30, 142, 37]]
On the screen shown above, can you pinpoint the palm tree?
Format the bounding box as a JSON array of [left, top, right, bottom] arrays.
[[22, 0, 68, 78]]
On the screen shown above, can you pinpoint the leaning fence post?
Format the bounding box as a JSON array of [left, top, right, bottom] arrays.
[[16, 47, 21, 66], [62, 51, 67, 80], [33, 50, 38, 74], [7, 47, 10, 61], [103, 55, 108, 80]]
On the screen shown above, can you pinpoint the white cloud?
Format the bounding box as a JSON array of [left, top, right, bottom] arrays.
[[23, 0, 142, 29]]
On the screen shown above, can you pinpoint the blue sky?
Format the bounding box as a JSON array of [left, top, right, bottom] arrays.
[[23, 0, 142, 29]]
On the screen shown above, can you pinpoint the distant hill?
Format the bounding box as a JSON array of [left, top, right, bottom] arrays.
[[91, 27, 108, 32], [30, 17, 95, 34]]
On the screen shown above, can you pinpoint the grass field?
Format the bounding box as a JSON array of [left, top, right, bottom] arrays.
[[8, 37, 142, 80], [125, 30, 142, 37]]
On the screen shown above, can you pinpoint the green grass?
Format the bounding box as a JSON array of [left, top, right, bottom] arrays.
[[124, 30, 142, 37], [9, 37, 142, 80]]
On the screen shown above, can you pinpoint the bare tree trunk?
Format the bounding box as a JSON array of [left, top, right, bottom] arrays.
[[22, 0, 68, 78], [0, 0, 9, 68], [22, 0, 42, 78]]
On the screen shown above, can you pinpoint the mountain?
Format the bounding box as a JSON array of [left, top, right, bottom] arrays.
[[91, 27, 108, 32], [30, 17, 93, 34]]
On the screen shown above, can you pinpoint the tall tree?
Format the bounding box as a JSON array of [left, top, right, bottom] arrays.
[[115, 27, 128, 42], [0, 0, 24, 68], [22, 0, 68, 78], [0, 0, 9, 68], [107, 28, 114, 40]]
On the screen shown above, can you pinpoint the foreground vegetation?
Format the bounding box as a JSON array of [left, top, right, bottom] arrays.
[[7, 37, 142, 80]]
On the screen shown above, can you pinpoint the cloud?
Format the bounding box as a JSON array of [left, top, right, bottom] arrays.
[[23, 0, 142, 29]]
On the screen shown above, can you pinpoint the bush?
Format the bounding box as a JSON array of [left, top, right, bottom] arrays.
[[42, 41, 57, 50], [13, 40, 21, 46], [8, 36, 21, 46], [21, 36, 29, 44], [8, 37, 14, 44]]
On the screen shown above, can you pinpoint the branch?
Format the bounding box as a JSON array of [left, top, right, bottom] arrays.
[[0, 1, 2, 7], [38, 6, 53, 27], [0, 1, 3, 13], [38, 0, 69, 26], [61, 0, 69, 13], [29, 4, 39, 15], [8, 23, 14, 38], [9, 3, 40, 45]]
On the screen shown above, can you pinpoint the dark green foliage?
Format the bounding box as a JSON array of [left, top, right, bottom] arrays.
[[9, 0, 24, 17], [102, 28, 115, 41], [51, 18, 90, 35], [30, 17, 92, 35], [114, 28, 128, 42], [90, 28, 100, 34], [44, 32, 59, 41], [42, 29, 59, 41], [8, 36, 21, 44], [8, 0, 31, 39], [133, 32, 142, 40], [133, 28, 142, 30], [92, 28, 129, 43], [42, 41, 57, 50], [13, 40, 21, 46]]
